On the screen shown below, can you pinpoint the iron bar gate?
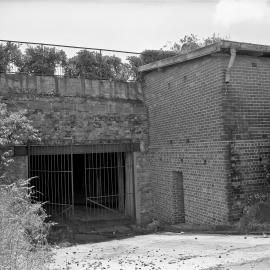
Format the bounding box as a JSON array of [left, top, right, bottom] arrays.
[[27, 142, 138, 223], [28, 144, 74, 222]]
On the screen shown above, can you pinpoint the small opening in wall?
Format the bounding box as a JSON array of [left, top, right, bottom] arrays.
[[252, 62, 257, 67], [186, 138, 190, 143], [203, 160, 207, 165], [172, 171, 185, 223], [259, 157, 263, 162], [183, 75, 187, 81]]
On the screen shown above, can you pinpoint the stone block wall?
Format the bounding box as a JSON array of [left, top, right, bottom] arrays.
[[0, 74, 146, 143]]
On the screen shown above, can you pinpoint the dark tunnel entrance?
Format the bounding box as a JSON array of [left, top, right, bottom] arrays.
[[28, 145, 135, 222]]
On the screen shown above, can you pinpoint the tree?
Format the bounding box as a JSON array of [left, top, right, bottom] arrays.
[[0, 42, 22, 73], [0, 103, 40, 180], [163, 33, 225, 53], [65, 50, 131, 81], [127, 50, 177, 81], [18, 45, 67, 75]]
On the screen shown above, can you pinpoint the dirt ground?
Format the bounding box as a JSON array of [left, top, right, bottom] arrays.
[[49, 233, 270, 270]]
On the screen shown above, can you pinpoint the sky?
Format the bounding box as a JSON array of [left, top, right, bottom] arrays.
[[0, 0, 270, 54]]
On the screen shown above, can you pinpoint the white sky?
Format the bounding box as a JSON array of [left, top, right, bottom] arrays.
[[0, 0, 270, 53]]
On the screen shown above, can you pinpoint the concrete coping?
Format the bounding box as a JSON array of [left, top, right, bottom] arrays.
[[0, 73, 143, 101], [138, 40, 270, 73]]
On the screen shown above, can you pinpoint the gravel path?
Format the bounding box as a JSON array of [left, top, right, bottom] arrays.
[[49, 233, 270, 270]]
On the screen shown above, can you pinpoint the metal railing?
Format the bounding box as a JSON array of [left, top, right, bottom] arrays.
[[0, 39, 143, 81]]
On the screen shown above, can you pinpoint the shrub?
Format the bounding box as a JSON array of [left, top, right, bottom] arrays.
[[0, 178, 52, 270]]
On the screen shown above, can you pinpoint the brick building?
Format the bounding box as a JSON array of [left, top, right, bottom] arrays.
[[1, 40, 270, 226], [139, 41, 270, 225]]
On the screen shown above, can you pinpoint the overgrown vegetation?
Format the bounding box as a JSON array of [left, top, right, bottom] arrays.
[[0, 103, 52, 270], [0, 180, 52, 270], [0, 33, 226, 81]]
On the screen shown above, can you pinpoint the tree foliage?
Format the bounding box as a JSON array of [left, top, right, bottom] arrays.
[[18, 46, 66, 75], [163, 33, 224, 53], [0, 103, 40, 179], [0, 33, 227, 81], [0, 42, 22, 73], [65, 50, 131, 81]]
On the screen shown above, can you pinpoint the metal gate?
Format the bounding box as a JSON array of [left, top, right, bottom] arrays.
[[27, 142, 137, 222], [28, 145, 74, 221], [84, 143, 135, 220]]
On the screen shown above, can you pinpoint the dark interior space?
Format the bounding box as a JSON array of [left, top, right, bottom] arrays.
[[29, 154, 73, 217], [73, 154, 85, 205], [29, 152, 126, 217], [85, 152, 125, 211]]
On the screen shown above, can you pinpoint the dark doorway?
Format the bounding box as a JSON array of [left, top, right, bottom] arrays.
[[29, 153, 73, 220], [84, 152, 125, 214], [172, 171, 185, 223], [28, 144, 135, 222]]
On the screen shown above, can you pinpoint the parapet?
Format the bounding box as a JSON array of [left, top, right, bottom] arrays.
[[0, 73, 143, 101]]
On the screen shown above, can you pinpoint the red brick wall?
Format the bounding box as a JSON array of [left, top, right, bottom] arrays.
[[225, 55, 270, 221], [143, 55, 231, 224], [143, 52, 270, 224]]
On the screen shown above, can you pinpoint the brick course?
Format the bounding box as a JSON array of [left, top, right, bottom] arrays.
[[225, 55, 270, 221]]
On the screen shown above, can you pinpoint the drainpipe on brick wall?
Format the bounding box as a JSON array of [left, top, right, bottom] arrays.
[[225, 47, 237, 85]]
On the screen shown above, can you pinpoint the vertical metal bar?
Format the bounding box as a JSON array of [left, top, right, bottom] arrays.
[[114, 150, 117, 212], [106, 145, 109, 216], [118, 149, 123, 214], [115, 145, 118, 213], [41, 148, 45, 206], [112, 145, 115, 214], [102, 143, 105, 217], [59, 154, 61, 220], [31, 146, 34, 201], [71, 142, 74, 217], [56, 148, 59, 218], [37, 150, 40, 202], [53, 148, 55, 217], [95, 146, 98, 218], [67, 146, 70, 221], [91, 145, 94, 218], [84, 153, 87, 214], [49, 148, 52, 216], [89, 149, 92, 218], [131, 142, 136, 220], [28, 145, 31, 198], [63, 152, 66, 221]]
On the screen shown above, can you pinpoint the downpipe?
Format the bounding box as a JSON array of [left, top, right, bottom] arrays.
[[225, 47, 236, 94]]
